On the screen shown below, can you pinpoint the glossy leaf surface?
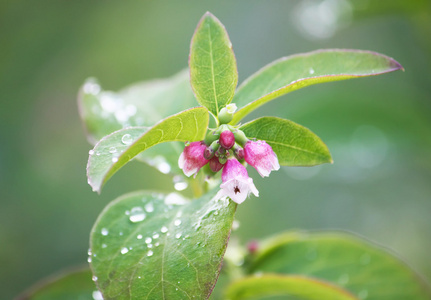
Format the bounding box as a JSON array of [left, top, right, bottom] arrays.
[[16, 268, 97, 300], [247, 231, 431, 300], [87, 107, 209, 193], [90, 190, 237, 299], [190, 12, 238, 117], [231, 49, 403, 124], [78, 69, 197, 176], [226, 274, 357, 300], [241, 117, 332, 166]]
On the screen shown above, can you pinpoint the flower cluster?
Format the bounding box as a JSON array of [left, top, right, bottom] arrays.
[[178, 105, 280, 204]]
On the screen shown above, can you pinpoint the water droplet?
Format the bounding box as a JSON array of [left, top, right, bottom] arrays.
[[138, 276, 141, 279], [155, 242, 160, 247], [83, 80, 101, 95], [88, 249, 92, 256], [338, 273, 349, 285], [175, 233, 182, 239], [153, 233, 160, 239], [145, 237, 152, 244], [232, 220, 240, 230], [174, 219, 182, 226], [137, 234, 143, 240], [119, 232, 123, 236], [109, 147, 117, 154], [178, 281, 181, 284], [164, 193, 188, 205], [148, 244, 153, 248], [92, 275, 98, 281], [176, 288, 178, 291], [147, 250, 153, 257], [121, 133, 133, 145], [121, 247, 129, 254], [144, 202, 154, 213], [101, 228, 109, 236], [358, 290, 368, 299], [309, 67, 315, 74], [89, 149, 95, 155], [102, 244, 107, 248], [360, 253, 371, 265], [173, 175, 188, 191], [87, 257, 92, 263], [92, 290, 103, 300], [161, 226, 168, 233], [112, 157, 118, 163], [96, 151, 101, 156], [129, 207, 146, 223]]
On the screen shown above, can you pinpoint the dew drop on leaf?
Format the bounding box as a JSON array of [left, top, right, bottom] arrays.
[[92, 275, 98, 282], [101, 228, 109, 236], [174, 219, 182, 226], [145, 237, 152, 244], [92, 290, 103, 300], [129, 207, 146, 223], [109, 147, 117, 154], [144, 202, 154, 213], [121, 133, 133, 145], [89, 149, 95, 155], [147, 250, 154, 257], [152, 233, 160, 239], [175, 233, 182, 239], [173, 175, 188, 191], [137, 234, 143, 240], [161, 226, 168, 233], [120, 247, 129, 254]]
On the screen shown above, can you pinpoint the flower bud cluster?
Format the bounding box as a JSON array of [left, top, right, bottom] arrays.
[[178, 106, 280, 204]]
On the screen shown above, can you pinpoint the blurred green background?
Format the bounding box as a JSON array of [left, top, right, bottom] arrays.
[[1, 0, 430, 298]]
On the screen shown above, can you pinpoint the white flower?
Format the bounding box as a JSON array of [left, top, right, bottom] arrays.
[[216, 158, 259, 204]]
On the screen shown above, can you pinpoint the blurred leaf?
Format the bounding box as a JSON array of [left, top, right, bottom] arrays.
[[231, 50, 403, 124], [189, 12, 238, 117], [87, 107, 209, 193], [226, 274, 357, 300], [90, 190, 237, 299], [78, 69, 196, 143], [247, 231, 431, 300], [78, 69, 198, 177], [16, 267, 97, 300], [241, 117, 332, 166]]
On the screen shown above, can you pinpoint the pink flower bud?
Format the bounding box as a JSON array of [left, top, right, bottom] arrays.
[[244, 140, 280, 177], [178, 141, 208, 177], [209, 156, 224, 172], [215, 158, 259, 204], [219, 130, 235, 150]]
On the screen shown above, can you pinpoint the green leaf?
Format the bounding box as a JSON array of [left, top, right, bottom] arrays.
[[226, 274, 357, 300], [87, 107, 209, 193], [189, 12, 238, 117], [90, 190, 237, 299], [16, 267, 97, 300], [247, 231, 431, 300], [78, 69, 198, 176], [240, 117, 332, 166], [231, 49, 403, 124]]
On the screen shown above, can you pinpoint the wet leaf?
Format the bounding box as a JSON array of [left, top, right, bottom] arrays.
[[247, 231, 431, 300], [190, 12, 238, 117], [78, 69, 197, 176], [87, 107, 209, 193], [16, 267, 97, 300], [226, 274, 357, 300], [231, 49, 403, 124], [241, 117, 332, 166], [90, 190, 236, 299]]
